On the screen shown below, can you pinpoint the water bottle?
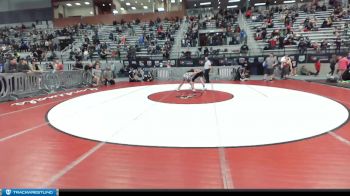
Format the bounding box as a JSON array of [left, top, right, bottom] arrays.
[[0, 64, 3, 73]]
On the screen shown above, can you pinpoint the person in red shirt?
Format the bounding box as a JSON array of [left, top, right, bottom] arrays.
[[314, 58, 321, 76], [245, 9, 252, 18], [337, 56, 349, 79], [53, 59, 64, 71], [269, 38, 277, 49]]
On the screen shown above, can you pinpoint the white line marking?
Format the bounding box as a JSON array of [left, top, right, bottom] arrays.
[[43, 85, 174, 187], [0, 86, 150, 143], [218, 148, 235, 189], [211, 83, 235, 189], [0, 100, 63, 118], [0, 122, 48, 142], [329, 132, 350, 146], [0, 87, 112, 118], [246, 85, 268, 98], [42, 142, 105, 188]]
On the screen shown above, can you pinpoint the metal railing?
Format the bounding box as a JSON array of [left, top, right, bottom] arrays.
[[0, 70, 89, 102], [144, 66, 240, 81], [0, 66, 242, 102]]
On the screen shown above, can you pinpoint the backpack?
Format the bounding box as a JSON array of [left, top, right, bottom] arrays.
[[232, 66, 242, 81], [326, 76, 338, 83]]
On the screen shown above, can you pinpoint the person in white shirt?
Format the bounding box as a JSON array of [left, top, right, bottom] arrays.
[[204, 57, 212, 83], [280, 55, 292, 79]]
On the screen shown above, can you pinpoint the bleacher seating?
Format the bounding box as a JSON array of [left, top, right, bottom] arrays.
[[246, 7, 350, 55]]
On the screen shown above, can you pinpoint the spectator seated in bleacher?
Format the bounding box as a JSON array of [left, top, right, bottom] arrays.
[[240, 42, 249, 55], [311, 41, 321, 53], [334, 35, 343, 53], [321, 18, 333, 28], [265, 37, 277, 50], [100, 49, 108, 60], [181, 50, 192, 59], [320, 39, 331, 53], [245, 9, 252, 19]]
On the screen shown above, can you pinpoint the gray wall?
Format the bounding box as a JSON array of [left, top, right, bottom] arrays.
[[0, 0, 51, 12], [0, 0, 52, 24]]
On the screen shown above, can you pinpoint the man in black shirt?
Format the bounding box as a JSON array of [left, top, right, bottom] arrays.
[[342, 68, 350, 81], [74, 60, 84, 70], [240, 42, 249, 55]]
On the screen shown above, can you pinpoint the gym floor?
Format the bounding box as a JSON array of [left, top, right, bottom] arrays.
[[1, 80, 350, 189]]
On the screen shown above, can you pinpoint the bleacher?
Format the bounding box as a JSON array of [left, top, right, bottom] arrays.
[[86, 21, 179, 60], [178, 10, 243, 58], [246, 8, 350, 55]]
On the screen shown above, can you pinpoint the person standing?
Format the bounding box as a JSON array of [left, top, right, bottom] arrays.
[[337, 56, 349, 80], [314, 58, 321, 76], [280, 55, 291, 79], [204, 57, 212, 83], [263, 53, 278, 81], [328, 54, 337, 76]]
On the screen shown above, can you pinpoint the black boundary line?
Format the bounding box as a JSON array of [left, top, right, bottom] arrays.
[[44, 81, 350, 149]]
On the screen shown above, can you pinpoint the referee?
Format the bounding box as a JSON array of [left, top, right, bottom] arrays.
[[204, 57, 212, 83]]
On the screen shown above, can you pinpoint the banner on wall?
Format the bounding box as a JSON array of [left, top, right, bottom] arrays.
[[178, 59, 195, 67], [298, 55, 306, 63], [308, 55, 330, 62], [122, 54, 341, 69], [258, 57, 265, 63]]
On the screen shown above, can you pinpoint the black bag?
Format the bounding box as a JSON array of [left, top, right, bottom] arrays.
[[326, 76, 338, 83], [232, 67, 241, 81]]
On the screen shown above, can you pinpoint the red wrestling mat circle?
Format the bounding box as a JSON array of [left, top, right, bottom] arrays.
[[148, 90, 234, 104]]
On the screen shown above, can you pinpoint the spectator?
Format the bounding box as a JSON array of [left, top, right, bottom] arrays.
[[314, 58, 321, 76], [320, 39, 330, 53], [263, 53, 278, 81], [337, 56, 349, 79], [298, 38, 307, 54], [335, 35, 342, 53], [17, 58, 32, 72], [53, 59, 64, 71], [204, 57, 212, 83], [300, 65, 317, 75], [329, 54, 337, 76], [31, 60, 42, 72], [103, 66, 116, 85], [280, 55, 292, 79], [341, 68, 350, 81], [4, 57, 18, 73], [240, 42, 249, 55], [74, 60, 84, 70], [92, 63, 102, 86]]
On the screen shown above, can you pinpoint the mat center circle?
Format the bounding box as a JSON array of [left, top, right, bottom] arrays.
[[148, 90, 234, 104]]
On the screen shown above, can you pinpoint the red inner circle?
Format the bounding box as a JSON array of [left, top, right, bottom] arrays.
[[148, 90, 234, 104]]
